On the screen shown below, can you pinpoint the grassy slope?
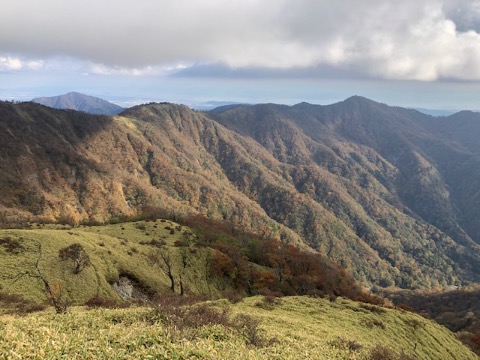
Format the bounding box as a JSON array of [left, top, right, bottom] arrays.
[[0, 220, 218, 304], [0, 296, 477, 359], [0, 222, 477, 358]]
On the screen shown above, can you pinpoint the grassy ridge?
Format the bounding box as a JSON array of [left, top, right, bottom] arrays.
[[0, 296, 477, 359], [0, 220, 218, 304], [0, 221, 477, 358], [0, 217, 367, 306]]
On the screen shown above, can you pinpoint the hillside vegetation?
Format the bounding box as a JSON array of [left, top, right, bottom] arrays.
[[1, 97, 480, 358], [1, 296, 477, 359], [0, 218, 362, 306], [386, 285, 480, 355], [0, 220, 212, 304], [1, 98, 480, 289], [0, 219, 478, 358]]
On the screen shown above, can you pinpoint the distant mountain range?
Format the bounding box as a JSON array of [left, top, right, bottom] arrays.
[[187, 100, 246, 111], [32, 92, 124, 115], [30, 91, 462, 116], [413, 108, 457, 116], [1, 96, 480, 289]]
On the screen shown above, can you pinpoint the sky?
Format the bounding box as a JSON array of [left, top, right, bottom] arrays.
[[2, 0, 480, 110]]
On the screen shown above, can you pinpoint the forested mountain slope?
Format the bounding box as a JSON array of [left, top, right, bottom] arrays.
[[1, 98, 479, 289]]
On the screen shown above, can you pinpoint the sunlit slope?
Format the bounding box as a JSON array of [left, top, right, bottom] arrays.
[[0, 296, 476, 359], [0, 220, 217, 304], [1, 99, 480, 288]]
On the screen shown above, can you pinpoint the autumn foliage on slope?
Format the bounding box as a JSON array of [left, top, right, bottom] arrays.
[[181, 214, 373, 301]]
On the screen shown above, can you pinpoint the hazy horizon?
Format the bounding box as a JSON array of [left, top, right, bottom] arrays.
[[3, 1, 480, 111]]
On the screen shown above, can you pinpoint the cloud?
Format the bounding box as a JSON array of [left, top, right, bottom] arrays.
[[0, 56, 46, 72], [2, 0, 480, 80], [26, 60, 44, 71], [0, 57, 23, 71], [87, 62, 188, 76], [173, 62, 368, 80]]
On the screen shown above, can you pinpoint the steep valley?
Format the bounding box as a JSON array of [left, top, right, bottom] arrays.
[[1, 97, 480, 290]]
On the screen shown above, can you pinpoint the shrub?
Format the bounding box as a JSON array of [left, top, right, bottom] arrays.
[[360, 303, 387, 314], [255, 295, 282, 310], [403, 318, 423, 330], [134, 223, 146, 231], [58, 243, 91, 274], [397, 303, 416, 313], [362, 319, 386, 330], [139, 239, 166, 247], [223, 290, 245, 304], [152, 296, 229, 333], [151, 293, 207, 308], [85, 296, 130, 309], [174, 240, 188, 247], [80, 219, 104, 226], [233, 313, 271, 347], [355, 292, 387, 306], [0, 291, 47, 314], [130, 247, 138, 254], [368, 345, 416, 360], [0, 237, 25, 254], [57, 214, 78, 227], [151, 295, 273, 347], [181, 304, 231, 329], [458, 331, 480, 356], [328, 337, 363, 352]]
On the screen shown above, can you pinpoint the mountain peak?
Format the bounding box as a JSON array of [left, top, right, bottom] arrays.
[[32, 92, 124, 115], [341, 95, 385, 107], [448, 110, 480, 119]]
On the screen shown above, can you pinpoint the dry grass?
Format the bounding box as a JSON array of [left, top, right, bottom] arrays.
[[0, 296, 476, 359]]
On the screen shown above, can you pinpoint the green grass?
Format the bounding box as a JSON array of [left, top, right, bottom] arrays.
[[0, 220, 219, 305], [0, 221, 478, 358], [0, 296, 477, 359], [235, 296, 478, 359]]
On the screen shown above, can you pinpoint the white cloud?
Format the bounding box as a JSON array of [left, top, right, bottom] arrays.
[[2, 0, 480, 80], [26, 60, 44, 70], [87, 62, 189, 76], [0, 56, 45, 72], [0, 57, 23, 71]]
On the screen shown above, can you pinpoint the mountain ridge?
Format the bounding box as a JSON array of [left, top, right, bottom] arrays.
[[1, 97, 480, 289], [32, 92, 124, 115]]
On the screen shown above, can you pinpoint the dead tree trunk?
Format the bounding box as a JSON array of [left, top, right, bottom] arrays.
[[6, 240, 67, 314]]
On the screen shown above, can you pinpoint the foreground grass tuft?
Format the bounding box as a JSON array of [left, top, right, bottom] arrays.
[[0, 296, 477, 359]]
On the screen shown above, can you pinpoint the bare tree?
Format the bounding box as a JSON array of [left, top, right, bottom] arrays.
[[5, 240, 67, 314], [148, 248, 176, 293], [178, 248, 190, 296]]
